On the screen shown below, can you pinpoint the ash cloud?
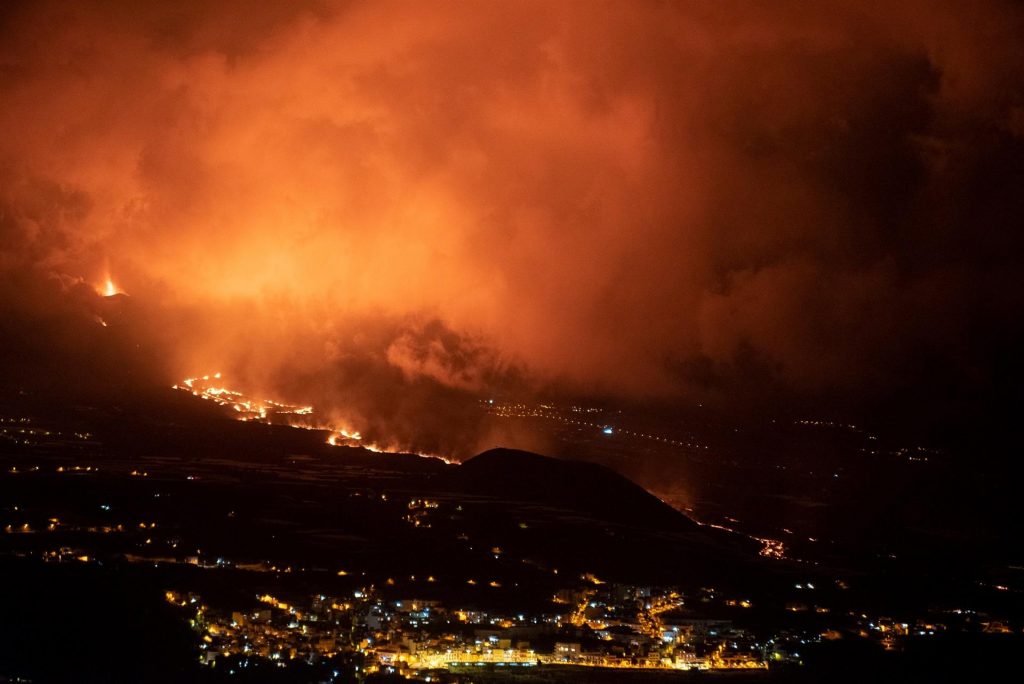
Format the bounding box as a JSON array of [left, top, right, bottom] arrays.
[[1, 0, 1023, 454]]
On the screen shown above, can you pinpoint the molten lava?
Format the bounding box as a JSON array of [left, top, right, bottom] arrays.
[[172, 374, 453, 463]]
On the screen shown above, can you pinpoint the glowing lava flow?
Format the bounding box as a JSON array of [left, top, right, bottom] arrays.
[[173, 374, 314, 422], [172, 374, 453, 463], [327, 429, 368, 448], [684, 513, 789, 561]]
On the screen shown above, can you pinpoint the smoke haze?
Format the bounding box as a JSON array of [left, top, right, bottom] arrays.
[[2, 0, 1023, 456]]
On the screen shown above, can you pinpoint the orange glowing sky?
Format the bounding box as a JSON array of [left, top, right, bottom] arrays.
[[1, 0, 1023, 455]]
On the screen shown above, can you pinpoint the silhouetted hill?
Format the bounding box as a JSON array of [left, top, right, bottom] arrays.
[[433, 448, 770, 586], [444, 448, 700, 532]]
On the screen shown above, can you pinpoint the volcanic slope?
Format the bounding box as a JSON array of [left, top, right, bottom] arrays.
[[430, 448, 771, 587]]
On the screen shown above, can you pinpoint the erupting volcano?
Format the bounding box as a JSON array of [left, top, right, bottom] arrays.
[[1, 1, 1023, 681], [101, 278, 121, 298]]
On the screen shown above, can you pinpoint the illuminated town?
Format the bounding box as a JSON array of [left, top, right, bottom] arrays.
[[2, 404, 1021, 681], [164, 582, 774, 676]]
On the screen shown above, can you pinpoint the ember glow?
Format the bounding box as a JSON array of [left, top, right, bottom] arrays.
[[1, 0, 1023, 457]]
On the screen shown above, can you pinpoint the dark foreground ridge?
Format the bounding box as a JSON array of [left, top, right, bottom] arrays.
[[447, 448, 700, 533]]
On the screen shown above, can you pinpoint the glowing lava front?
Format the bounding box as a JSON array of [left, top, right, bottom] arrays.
[[173, 373, 313, 423], [172, 374, 453, 463]]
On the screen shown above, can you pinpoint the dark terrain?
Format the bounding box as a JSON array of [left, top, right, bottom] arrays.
[[1, 385, 1021, 682]]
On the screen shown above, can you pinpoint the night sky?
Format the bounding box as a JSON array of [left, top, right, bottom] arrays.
[[1, 1, 1022, 460]]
